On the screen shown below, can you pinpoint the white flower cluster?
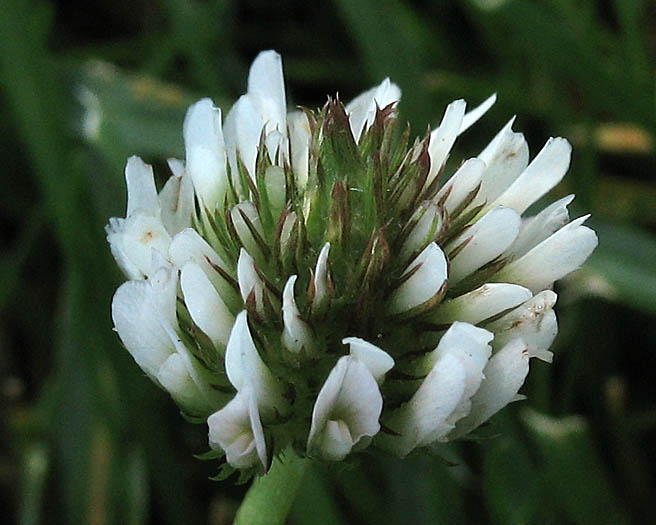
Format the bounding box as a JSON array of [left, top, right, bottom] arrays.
[[107, 51, 597, 475]]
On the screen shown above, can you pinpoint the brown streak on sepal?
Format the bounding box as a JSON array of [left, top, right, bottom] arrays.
[[386, 280, 448, 322], [253, 262, 282, 298], [436, 182, 453, 208], [379, 423, 402, 437], [445, 257, 508, 298], [244, 288, 260, 318], [387, 369, 427, 381], [326, 180, 351, 248], [391, 259, 424, 289], [235, 150, 255, 201], [204, 255, 239, 292], [237, 206, 272, 259], [224, 203, 242, 249], [447, 235, 473, 260]]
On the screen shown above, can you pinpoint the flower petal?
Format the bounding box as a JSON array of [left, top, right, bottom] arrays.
[[435, 158, 485, 216], [388, 242, 448, 315], [427, 99, 466, 186], [400, 201, 441, 262], [486, 290, 558, 362], [458, 93, 497, 135], [491, 137, 571, 214], [346, 78, 401, 143], [208, 389, 267, 470], [247, 50, 287, 137], [471, 118, 529, 208], [281, 275, 316, 358], [231, 201, 265, 261], [425, 322, 493, 426], [311, 242, 332, 315], [224, 94, 262, 181], [183, 98, 227, 209], [432, 283, 533, 326], [158, 168, 195, 235], [342, 337, 394, 384], [448, 206, 521, 284], [381, 352, 466, 457], [224, 311, 286, 416], [125, 156, 159, 217], [180, 261, 235, 348], [491, 215, 598, 293], [449, 338, 530, 440], [157, 352, 216, 415], [287, 111, 311, 188], [169, 228, 237, 308], [307, 356, 383, 460], [505, 194, 574, 258], [111, 266, 178, 378], [237, 249, 267, 315]]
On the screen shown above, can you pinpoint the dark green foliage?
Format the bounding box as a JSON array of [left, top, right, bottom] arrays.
[[1, 0, 654, 523]]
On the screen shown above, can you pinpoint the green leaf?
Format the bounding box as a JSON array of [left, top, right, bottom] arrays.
[[577, 220, 656, 315], [521, 408, 627, 525]]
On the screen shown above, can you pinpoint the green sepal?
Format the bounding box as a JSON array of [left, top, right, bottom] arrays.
[[194, 448, 225, 461]]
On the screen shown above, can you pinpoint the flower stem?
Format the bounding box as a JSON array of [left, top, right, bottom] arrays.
[[234, 449, 308, 525]]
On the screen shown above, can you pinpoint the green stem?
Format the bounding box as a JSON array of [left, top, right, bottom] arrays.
[[234, 450, 309, 525]]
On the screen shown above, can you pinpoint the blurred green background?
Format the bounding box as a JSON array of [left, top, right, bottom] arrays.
[[1, 0, 655, 523]]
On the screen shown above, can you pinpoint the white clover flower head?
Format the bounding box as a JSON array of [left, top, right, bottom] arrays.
[[107, 50, 598, 479]]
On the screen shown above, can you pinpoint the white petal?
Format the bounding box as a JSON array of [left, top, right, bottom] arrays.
[[237, 249, 266, 314], [425, 322, 493, 426], [381, 353, 466, 457], [491, 137, 571, 214], [449, 338, 530, 439], [346, 78, 401, 142], [264, 165, 286, 215], [183, 98, 227, 209], [307, 356, 383, 460], [312, 242, 331, 311], [435, 158, 485, 216], [169, 228, 236, 306], [314, 420, 353, 461], [287, 111, 311, 188], [423, 321, 493, 373], [400, 201, 441, 262], [167, 158, 185, 177], [471, 118, 529, 208], [458, 93, 497, 135], [158, 171, 195, 235], [448, 206, 521, 284], [157, 352, 214, 415], [224, 311, 285, 416], [208, 389, 267, 470], [224, 94, 262, 182], [342, 337, 394, 384], [111, 266, 178, 378], [492, 215, 598, 293], [247, 50, 287, 137], [180, 262, 235, 348], [281, 275, 315, 356], [388, 243, 448, 315], [125, 156, 159, 217], [231, 201, 264, 261], [487, 290, 559, 362], [107, 205, 173, 280], [432, 283, 533, 326], [427, 99, 466, 185], [506, 195, 574, 258]]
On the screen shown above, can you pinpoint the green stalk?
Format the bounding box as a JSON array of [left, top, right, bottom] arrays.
[[234, 450, 309, 525]]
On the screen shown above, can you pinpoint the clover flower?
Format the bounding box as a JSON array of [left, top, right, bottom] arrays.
[[107, 50, 597, 479]]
